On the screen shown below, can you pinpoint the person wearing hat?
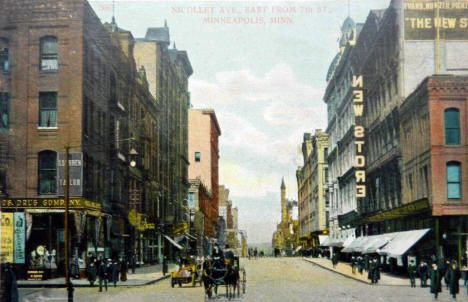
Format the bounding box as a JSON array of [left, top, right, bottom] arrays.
[[98, 258, 108, 292], [445, 260, 461, 299], [408, 259, 417, 288], [429, 262, 442, 299], [87, 258, 97, 287]]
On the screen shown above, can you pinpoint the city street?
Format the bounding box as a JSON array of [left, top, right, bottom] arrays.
[[20, 258, 468, 301]]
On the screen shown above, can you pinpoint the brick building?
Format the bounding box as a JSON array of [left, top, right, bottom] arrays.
[[400, 75, 468, 264], [187, 109, 221, 243], [0, 0, 169, 275]]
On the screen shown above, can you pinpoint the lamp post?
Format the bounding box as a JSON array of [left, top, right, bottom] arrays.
[[64, 145, 73, 301]]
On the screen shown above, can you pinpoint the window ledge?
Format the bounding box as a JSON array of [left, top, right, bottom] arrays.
[[37, 127, 58, 130]]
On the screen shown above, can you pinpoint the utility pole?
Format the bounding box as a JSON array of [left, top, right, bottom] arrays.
[[64, 145, 74, 301]]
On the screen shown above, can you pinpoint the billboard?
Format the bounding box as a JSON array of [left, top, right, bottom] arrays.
[[404, 0, 468, 40], [57, 152, 83, 196]]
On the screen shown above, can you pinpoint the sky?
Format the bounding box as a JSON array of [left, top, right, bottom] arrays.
[[90, 0, 391, 244]]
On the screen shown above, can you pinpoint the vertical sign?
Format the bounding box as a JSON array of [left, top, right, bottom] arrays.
[[13, 212, 25, 264], [352, 75, 366, 198], [57, 152, 83, 196], [0, 212, 13, 262]]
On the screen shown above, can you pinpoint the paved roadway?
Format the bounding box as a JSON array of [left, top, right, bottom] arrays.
[[20, 258, 468, 302]]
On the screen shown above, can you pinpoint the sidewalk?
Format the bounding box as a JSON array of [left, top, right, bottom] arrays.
[[304, 257, 409, 286], [18, 263, 178, 288]]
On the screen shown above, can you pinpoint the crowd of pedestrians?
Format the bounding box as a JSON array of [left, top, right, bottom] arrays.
[[408, 259, 463, 299], [86, 256, 129, 292]]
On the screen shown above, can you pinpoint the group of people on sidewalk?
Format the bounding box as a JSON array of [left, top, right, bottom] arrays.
[[348, 255, 381, 284], [408, 259, 465, 300], [86, 257, 128, 292]]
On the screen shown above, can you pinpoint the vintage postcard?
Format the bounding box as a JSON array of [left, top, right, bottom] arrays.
[[1, 0, 468, 301]]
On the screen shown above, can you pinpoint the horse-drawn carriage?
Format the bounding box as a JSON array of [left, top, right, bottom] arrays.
[[202, 247, 246, 300], [171, 257, 203, 287]]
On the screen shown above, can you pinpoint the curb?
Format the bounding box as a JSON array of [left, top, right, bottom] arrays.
[[303, 259, 411, 287], [18, 275, 170, 289], [303, 258, 371, 285]]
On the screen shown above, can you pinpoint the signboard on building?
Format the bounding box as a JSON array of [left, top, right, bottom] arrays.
[[27, 270, 45, 281], [13, 212, 25, 264], [404, 0, 468, 40], [1, 198, 100, 211], [57, 152, 83, 197], [0, 212, 13, 262]]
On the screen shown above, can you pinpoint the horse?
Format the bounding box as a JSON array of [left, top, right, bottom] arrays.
[[224, 263, 240, 299]]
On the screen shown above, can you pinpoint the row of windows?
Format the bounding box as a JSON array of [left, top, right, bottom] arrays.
[[0, 36, 58, 72]]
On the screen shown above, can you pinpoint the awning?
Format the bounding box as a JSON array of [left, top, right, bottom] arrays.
[[318, 235, 328, 245], [294, 246, 302, 253], [163, 234, 183, 250], [185, 233, 198, 240], [362, 235, 395, 254], [378, 229, 431, 258], [328, 238, 344, 247], [320, 236, 330, 247], [342, 236, 369, 253], [342, 236, 355, 248]]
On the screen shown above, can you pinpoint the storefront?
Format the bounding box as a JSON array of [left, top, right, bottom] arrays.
[[0, 197, 102, 279]]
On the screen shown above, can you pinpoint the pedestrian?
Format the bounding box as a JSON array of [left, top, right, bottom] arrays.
[[445, 260, 461, 299], [87, 259, 97, 287], [364, 254, 370, 272], [2, 263, 18, 302], [429, 262, 442, 299], [357, 256, 364, 274], [351, 256, 356, 274], [162, 256, 168, 276], [111, 259, 120, 287], [98, 258, 108, 292], [370, 258, 380, 284], [120, 257, 127, 282], [417, 261, 428, 287], [443, 259, 450, 290], [332, 252, 339, 269], [408, 259, 417, 288]]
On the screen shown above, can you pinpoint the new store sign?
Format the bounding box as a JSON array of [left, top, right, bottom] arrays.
[[57, 152, 83, 197], [353, 75, 366, 198], [404, 0, 468, 40]]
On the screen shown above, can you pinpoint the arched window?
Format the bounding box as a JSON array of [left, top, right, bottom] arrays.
[[38, 150, 57, 194], [444, 108, 460, 145], [447, 161, 461, 199], [0, 38, 8, 71], [40, 36, 58, 71]]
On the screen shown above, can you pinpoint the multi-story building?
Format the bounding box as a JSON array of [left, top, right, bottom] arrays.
[[0, 0, 153, 273], [188, 178, 211, 256], [134, 25, 192, 261], [297, 133, 313, 247], [187, 109, 221, 244], [297, 130, 330, 250], [326, 0, 468, 266], [323, 16, 361, 253], [399, 75, 468, 264]]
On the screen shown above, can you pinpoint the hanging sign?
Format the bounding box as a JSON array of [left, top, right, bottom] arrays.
[[13, 212, 25, 264]]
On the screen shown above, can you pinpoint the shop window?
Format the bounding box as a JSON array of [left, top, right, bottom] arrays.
[[40, 36, 58, 71], [0, 38, 8, 71], [447, 161, 461, 199], [195, 152, 200, 162], [444, 108, 460, 145], [0, 92, 9, 130], [38, 92, 57, 127], [38, 150, 57, 194]]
